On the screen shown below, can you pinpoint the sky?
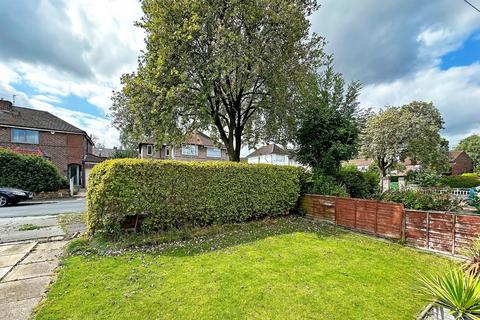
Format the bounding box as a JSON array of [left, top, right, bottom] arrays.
[[0, 0, 479, 148]]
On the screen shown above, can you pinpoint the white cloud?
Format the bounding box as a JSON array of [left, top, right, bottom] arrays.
[[361, 63, 480, 147]]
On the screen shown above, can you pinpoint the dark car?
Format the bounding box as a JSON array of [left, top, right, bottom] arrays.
[[0, 187, 33, 207]]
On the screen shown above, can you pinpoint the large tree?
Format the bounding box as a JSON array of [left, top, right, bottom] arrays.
[[295, 61, 362, 175], [360, 101, 449, 178], [456, 134, 480, 172], [112, 0, 325, 161]]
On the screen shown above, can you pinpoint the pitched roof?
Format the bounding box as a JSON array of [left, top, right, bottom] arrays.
[[246, 144, 290, 158], [0, 105, 85, 134], [93, 147, 116, 158], [83, 153, 107, 164], [449, 150, 464, 161]]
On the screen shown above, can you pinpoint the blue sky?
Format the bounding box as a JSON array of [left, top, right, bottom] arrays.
[[0, 0, 479, 148]]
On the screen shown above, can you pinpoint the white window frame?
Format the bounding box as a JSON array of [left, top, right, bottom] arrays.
[[146, 145, 153, 156], [182, 144, 198, 156], [11, 128, 39, 144], [206, 147, 221, 158]]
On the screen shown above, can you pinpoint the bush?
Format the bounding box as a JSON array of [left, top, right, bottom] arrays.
[[378, 189, 461, 212], [309, 170, 348, 197], [87, 159, 302, 236], [0, 148, 67, 192], [440, 173, 480, 188], [407, 169, 442, 187], [337, 165, 379, 198]]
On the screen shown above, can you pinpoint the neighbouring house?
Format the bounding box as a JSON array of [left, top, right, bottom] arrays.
[[345, 157, 420, 174], [345, 158, 374, 172], [93, 147, 117, 158], [138, 132, 229, 161], [0, 99, 95, 187], [246, 144, 301, 166], [449, 150, 474, 175]]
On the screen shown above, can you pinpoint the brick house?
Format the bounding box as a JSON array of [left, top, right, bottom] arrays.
[[0, 100, 95, 187], [449, 150, 474, 175], [139, 132, 229, 161]]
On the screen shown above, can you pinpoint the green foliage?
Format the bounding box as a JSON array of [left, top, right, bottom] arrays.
[[407, 169, 442, 187], [295, 62, 361, 174], [378, 189, 461, 212], [462, 238, 480, 276], [87, 159, 302, 236], [0, 148, 67, 192], [440, 173, 480, 188], [456, 135, 480, 172], [336, 165, 379, 198], [111, 149, 137, 159], [360, 102, 449, 177], [419, 269, 480, 320], [112, 0, 326, 161], [310, 170, 348, 197]]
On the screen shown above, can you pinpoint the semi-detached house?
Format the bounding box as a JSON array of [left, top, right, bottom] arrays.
[[0, 99, 96, 187]]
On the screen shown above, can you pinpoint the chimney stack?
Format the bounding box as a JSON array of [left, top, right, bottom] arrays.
[[0, 99, 13, 111]]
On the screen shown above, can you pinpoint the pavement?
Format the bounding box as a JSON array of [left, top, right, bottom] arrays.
[[0, 240, 68, 320], [0, 215, 66, 243], [0, 198, 86, 218]]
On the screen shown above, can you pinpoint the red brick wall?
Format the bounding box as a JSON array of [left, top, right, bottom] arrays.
[[451, 152, 474, 175], [0, 126, 90, 176]]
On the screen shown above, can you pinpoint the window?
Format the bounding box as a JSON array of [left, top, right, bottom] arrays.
[[273, 154, 287, 164], [206, 147, 221, 158], [182, 144, 198, 156], [12, 128, 39, 144], [146, 145, 153, 156], [165, 146, 170, 156]]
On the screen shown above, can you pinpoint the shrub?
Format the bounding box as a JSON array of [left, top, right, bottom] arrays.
[[419, 269, 480, 320], [87, 159, 302, 236], [337, 165, 379, 198], [310, 170, 348, 197], [440, 173, 480, 188], [0, 148, 67, 192], [378, 189, 461, 212], [407, 169, 442, 187]]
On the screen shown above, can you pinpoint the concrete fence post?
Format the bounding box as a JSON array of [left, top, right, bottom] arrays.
[[69, 177, 75, 197], [382, 177, 391, 192], [398, 176, 406, 191]]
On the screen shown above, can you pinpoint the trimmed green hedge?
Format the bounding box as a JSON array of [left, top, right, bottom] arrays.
[[439, 173, 480, 188], [87, 159, 302, 235], [0, 148, 67, 192]]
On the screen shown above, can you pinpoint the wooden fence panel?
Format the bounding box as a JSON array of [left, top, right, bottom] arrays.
[[300, 195, 480, 256], [300, 195, 335, 222], [354, 200, 377, 234], [335, 198, 356, 228], [376, 202, 404, 239]]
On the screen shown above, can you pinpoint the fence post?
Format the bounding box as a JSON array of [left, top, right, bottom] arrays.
[[375, 201, 379, 236], [334, 197, 338, 226], [354, 199, 357, 229], [426, 211, 430, 249], [401, 205, 406, 242], [452, 214, 457, 255]]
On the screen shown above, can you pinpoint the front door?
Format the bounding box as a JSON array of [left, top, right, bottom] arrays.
[[68, 164, 82, 186]]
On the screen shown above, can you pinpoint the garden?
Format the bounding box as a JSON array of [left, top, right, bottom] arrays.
[[32, 159, 480, 320]]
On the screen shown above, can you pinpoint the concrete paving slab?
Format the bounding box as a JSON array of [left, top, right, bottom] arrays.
[[3, 261, 58, 282], [0, 242, 35, 256], [0, 297, 42, 320], [0, 276, 51, 303], [35, 241, 67, 251], [0, 253, 25, 268], [22, 248, 63, 264], [0, 266, 10, 279]]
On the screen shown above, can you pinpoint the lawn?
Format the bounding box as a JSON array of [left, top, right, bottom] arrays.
[[35, 217, 453, 320]]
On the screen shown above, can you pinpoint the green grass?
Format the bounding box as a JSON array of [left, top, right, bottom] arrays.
[[18, 223, 48, 231], [35, 217, 454, 320]]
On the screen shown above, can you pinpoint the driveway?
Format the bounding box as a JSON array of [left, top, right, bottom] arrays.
[[0, 198, 86, 218]]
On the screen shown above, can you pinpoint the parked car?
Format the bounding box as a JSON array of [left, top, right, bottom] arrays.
[[0, 187, 33, 207]]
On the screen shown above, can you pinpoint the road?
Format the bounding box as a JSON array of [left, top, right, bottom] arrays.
[[0, 198, 86, 218]]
